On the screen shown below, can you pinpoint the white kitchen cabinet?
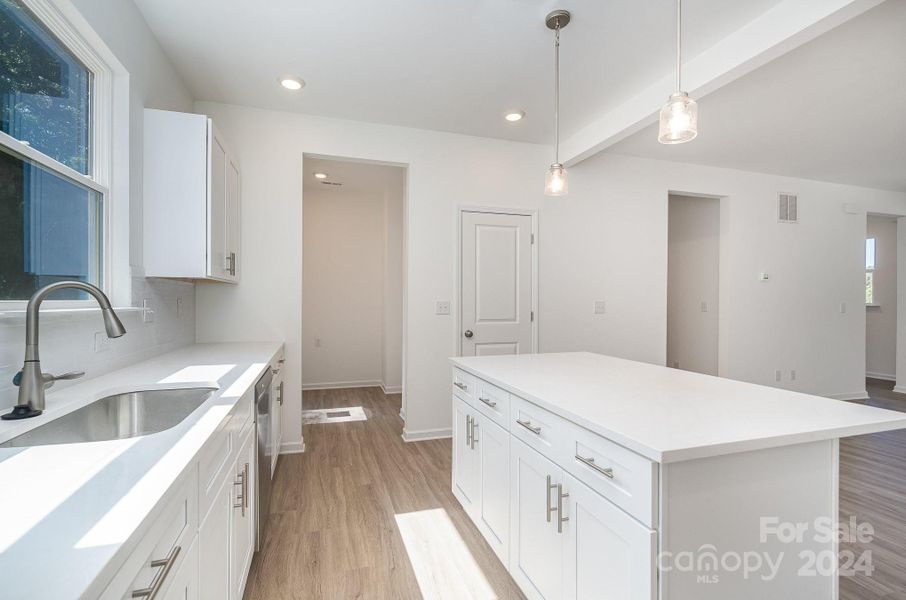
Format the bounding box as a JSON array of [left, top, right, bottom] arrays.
[[510, 438, 565, 600], [452, 395, 480, 512], [144, 108, 240, 283], [160, 538, 199, 600], [475, 413, 509, 563], [563, 473, 655, 600], [198, 474, 232, 600], [231, 428, 256, 599]]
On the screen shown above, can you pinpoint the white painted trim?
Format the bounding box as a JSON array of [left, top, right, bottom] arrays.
[[866, 371, 896, 382], [399, 408, 406, 420], [381, 383, 402, 394], [827, 391, 869, 401], [401, 427, 452, 442], [301, 380, 383, 391], [455, 205, 539, 357], [280, 439, 305, 454], [893, 386, 906, 395]]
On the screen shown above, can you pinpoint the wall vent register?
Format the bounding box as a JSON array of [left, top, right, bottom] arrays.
[[778, 193, 798, 223]]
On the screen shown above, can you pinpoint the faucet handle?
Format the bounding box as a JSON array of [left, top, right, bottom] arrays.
[[42, 371, 85, 389]]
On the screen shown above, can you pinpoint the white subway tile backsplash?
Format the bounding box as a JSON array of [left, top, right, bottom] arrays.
[[0, 275, 195, 410]]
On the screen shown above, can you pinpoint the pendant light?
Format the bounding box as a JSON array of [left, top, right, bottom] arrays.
[[545, 10, 570, 196], [658, 0, 698, 144]]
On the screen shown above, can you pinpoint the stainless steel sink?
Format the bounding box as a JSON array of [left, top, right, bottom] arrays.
[[0, 387, 216, 448]]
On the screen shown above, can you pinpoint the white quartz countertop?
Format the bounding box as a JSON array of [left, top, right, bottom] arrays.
[[0, 342, 283, 600], [451, 352, 906, 464]]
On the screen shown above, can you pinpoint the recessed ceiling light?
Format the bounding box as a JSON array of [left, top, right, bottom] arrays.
[[505, 111, 525, 122], [279, 76, 305, 91], [314, 172, 328, 179]]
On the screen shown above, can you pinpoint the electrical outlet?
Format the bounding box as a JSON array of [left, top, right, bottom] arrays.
[[840, 302, 847, 314], [176, 297, 183, 319], [435, 301, 451, 315], [775, 370, 782, 382], [700, 301, 708, 313], [790, 369, 797, 381], [314, 337, 322, 348], [141, 298, 155, 323], [593, 300, 606, 314], [759, 272, 770, 282], [94, 331, 111, 353]]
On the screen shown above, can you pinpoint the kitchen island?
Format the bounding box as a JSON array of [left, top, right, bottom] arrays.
[[450, 352, 906, 599]]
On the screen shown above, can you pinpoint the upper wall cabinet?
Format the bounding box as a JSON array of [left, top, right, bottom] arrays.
[[144, 109, 241, 283]]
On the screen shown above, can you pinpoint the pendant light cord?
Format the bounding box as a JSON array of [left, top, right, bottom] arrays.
[[675, 0, 682, 91], [554, 19, 561, 164]]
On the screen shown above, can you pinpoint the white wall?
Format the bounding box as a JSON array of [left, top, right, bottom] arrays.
[[545, 152, 906, 399], [866, 215, 897, 380], [667, 195, 720, 376], [301, 186, 385, 388], [194, 102, 549, 444], [382, 175, 405, 394], [0, 0, 196, 411]]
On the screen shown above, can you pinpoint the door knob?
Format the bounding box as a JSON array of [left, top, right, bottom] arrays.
[[464, 330, 474, 339]]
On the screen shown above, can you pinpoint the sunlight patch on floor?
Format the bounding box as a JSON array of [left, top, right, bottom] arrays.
[[394, 508, 497, 600], [302, 406, 367, 424]]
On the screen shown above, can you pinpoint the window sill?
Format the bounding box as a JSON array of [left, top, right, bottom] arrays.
[[0, 306, 142, 326]]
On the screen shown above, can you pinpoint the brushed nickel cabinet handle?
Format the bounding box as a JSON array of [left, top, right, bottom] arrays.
[[243, 462, 249, 510], [575, 455, 615, 479], [465, 414, 472, 446], [131, 545, 181, 598], [557, 484, 570, 534], [478, 396, 497, 408], [454, 381, 469, 391], [470, 419, 478, 449], [277, 381, 284, 405], [234, 466, 246, 515], [546, 475, 555, 523], [516, 419, 541, 435]]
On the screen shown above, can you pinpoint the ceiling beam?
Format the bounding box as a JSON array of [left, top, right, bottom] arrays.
[[560, 0, 886, 166]]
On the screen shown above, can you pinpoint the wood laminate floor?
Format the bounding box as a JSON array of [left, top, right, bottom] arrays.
[[244, 383, 906, 600], [243, 387, 526, 600], [840, 379, 906, 600]]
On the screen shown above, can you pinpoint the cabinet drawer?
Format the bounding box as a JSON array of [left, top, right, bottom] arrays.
[[230, 388, 254, 432], [452, 368, 475, 402], [509, 395, 569, 464], [473, 378, 510, 429], [100, 471, 198, 599], [564, 422, 658, 528], [198, 426, 233, 522]]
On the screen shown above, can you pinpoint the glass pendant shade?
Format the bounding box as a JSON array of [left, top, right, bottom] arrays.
[[545, 163, 568, 196], [658, 91, 698, 144]]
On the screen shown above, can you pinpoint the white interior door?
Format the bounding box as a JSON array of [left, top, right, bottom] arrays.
[[461, 210, 534, 356]]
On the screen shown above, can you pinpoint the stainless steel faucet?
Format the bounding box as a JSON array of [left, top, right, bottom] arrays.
[[2, 281, 126, 420]]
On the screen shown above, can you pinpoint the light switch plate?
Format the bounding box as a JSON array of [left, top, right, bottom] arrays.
[[593, 300, 606, 314], [435, 301, 451, 315]]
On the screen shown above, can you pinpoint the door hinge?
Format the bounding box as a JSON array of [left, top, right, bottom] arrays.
[[531, 233, 535, 245], [531, 310, 534, 322]]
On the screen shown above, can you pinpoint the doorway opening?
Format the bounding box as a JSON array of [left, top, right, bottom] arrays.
[[458, 208, 538, 357], [667, 193, 721, 376], [300, 156, 407, 419], [865, 214, 897, 384]]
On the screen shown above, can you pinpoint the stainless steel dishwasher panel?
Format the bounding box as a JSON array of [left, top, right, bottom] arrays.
[[255, 369, 273, 550]]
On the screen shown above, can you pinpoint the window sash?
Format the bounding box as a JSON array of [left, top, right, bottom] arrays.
[[0, 0, 113, 306]]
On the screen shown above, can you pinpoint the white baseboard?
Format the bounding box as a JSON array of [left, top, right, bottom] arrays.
[[280, 439, 305, 454], [401, 427, 452, 442], [893, 385, 906, 395], [399, 408, 406, 420], [828, 391, 869, 401], [302, 380, 382, 391], [866, 372, 896, 382], [381, 383, 402, 394]]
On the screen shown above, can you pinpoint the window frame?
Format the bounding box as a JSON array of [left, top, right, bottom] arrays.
[[0, 0, 115, 310]]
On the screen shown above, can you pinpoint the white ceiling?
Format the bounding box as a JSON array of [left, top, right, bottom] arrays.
[[303, 157, 405, 194], [134, 0, 783, 144], [609, 0, 906, 192]]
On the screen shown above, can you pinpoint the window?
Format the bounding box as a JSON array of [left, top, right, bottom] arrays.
[[866, 238, 876, 305], [0, 0, 107, 301]]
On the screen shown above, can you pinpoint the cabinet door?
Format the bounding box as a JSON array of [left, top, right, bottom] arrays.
[[198, 476, 231, 600], [225, 156, 241, 282], [477, 414, 509, 563], [510, 438, 565, 600], [231, 430, 256, 598], [452, 396, 480, 514], [563, 473, 656, 600], [208, 124, 229, 280], [160, 538, 199, 600], [271, 375, 283, 475]]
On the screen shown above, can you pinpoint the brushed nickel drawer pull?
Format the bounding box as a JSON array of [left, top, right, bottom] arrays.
[[454, 381, 469, 391], [466, 414, 472, 446], [556, 484, 569, 534], [576, 454, 615, 479], [546, 475, 556, 523], [470, 419, 478, 449], [131, 545, 181, 598], [478, 396, 497, 408], [516, 419, 541, 435]]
